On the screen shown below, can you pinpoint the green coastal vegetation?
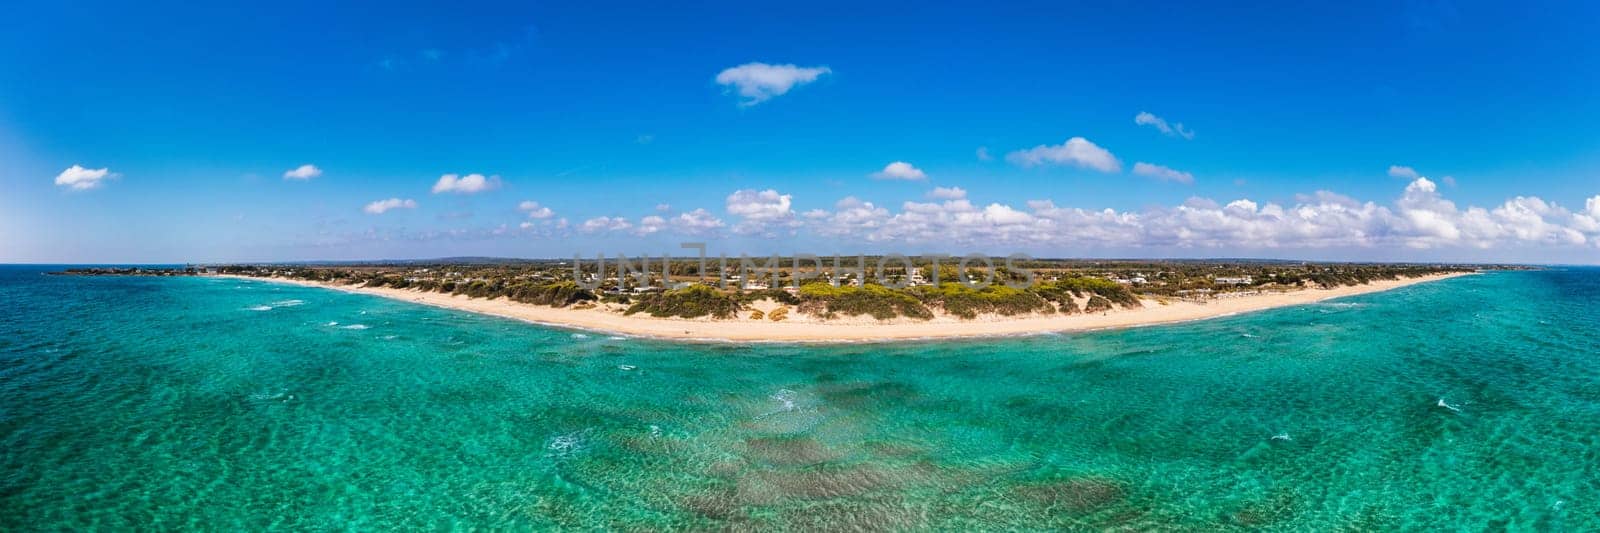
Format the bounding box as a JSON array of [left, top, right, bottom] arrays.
[[57, 259, 1485, 321], [624, 285, 742, 319]]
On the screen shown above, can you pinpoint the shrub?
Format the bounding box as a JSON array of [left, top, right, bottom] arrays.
[[768, 307, 789, 321], [797, 283, 933, 320], [740, 288, 801, 305], [749, 309, 765, 320], [909, 283, 1052, 319], [506, 281, 597, 307], [1085, 295, 1113, 313], [1056, 298, 1080, 314], [1033, 277, 1141, 308], [624, 285, 743, 319]]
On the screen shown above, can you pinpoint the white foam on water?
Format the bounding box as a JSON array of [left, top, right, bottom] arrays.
[[774, 388, 796, 402], [271, 299, 304, 307], [248, 391, 286, 401], [765, 388, 798, 415], [340, 324, 369, 330], [1270, 433, 1292, 441], [571, 333, 589, 339], [325, 321, 339, 326], [1242, 333, 1258, 338], [606, 336, 627, 341], [1436, 398, 1462, 412], [544, 430, 589, 458], [618, 364, 637, 371], [381, 335, 398, 340], [246, 305, 273, 311]]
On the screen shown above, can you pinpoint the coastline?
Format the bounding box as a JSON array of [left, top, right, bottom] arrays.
[[223, 272, 1475, 343]]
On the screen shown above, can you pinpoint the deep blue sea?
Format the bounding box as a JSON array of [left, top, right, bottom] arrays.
[[2, 265, 1598, 530]]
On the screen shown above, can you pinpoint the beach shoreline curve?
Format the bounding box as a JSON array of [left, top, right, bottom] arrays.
[[221, 272, 1476, 343]]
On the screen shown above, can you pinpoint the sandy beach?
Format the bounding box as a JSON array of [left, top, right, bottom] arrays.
[[225, 272, 1473, 343]]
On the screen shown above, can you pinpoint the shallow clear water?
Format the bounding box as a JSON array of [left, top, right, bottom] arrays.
[[2, 266, 1598, 530]]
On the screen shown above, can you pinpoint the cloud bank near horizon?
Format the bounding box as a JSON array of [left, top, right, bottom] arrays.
[[532, 176, 1600, 255]]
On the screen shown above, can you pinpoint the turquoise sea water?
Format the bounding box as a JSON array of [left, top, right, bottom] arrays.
[[2, 266, 1598, 530]]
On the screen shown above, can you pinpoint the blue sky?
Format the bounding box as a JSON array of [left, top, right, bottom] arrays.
[[3, 1, 1598, 263]]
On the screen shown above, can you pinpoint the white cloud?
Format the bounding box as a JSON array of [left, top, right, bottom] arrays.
[[1134, 112, 1195, 139], [1132, 162, 1195, 184], [518, 200, 554, 219], [726, 188, 800, 235], [673, 208, 726, 235], [580, 216, 633, 233], [812, 197, 892, 237], [872, 161, 928, 181], [1388, 165, 1420, 179], [282, 164, 322, 181], [791, 175, 1600, 251], [1006, 137, 1121, 173], [928, 186, 967, 200], [569, 208, 726, 237], [976, 147, 992, 161], [363, 198, 417, 214], [714, 62, 831, 106], [856, 197, 1049, 245], [1574, 196, 1600, 235], [54, 165, 117, 191], [431, 173, 502, 194], [655, 203, 672, 212], [635, 215, 667, 236], [727, 189, 794, 219]]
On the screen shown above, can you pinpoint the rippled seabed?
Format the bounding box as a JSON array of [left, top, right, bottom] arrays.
[[2, 267, 1598, 530]]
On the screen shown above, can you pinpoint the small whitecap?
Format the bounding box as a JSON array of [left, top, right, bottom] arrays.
[[248, 391, 286, 401], [246, 305, 273, 312], [545, 431, 588, 458], [571, 333, 589, 339], [618, 364, 637, 371], [381, 335, 398, 340], [340, 324, 369, 330], [272, 299, 304, 307], [771, 389, 797, 411], [325, 321, 339, 327]]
